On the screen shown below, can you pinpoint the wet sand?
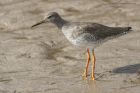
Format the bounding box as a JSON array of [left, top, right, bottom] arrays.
[[0, 0, 140, 93]]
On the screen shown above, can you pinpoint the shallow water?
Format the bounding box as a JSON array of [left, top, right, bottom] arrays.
[[0, 0, 140, 93]]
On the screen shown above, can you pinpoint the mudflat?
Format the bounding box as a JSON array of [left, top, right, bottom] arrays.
[[0, 0, 140, 93]]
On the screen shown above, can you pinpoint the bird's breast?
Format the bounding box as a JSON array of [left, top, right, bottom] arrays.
[[61, 26, 97, 47], [62, 26, 80, 45]]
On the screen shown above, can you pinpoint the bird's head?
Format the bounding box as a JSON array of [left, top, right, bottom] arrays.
[[31, 12, 62, 28]]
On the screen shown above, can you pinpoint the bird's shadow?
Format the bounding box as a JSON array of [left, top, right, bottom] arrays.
[[112, 63, 140, 74]]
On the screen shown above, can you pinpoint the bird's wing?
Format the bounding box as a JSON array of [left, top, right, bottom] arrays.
[[72, 22, 131, 40]]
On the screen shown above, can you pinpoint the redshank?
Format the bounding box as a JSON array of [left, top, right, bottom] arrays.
[[31, 12, 132, 80]]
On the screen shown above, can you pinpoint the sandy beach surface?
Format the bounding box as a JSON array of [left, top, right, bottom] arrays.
[[0, 0, 140, 93]]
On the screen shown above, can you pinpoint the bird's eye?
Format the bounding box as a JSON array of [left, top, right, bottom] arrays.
[[47, 16, 52, 19]]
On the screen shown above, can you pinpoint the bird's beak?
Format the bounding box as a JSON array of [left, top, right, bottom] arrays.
[[31, 20, 47, 28]]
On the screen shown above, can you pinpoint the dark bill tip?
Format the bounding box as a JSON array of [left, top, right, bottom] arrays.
[[31, 20, 46, 28]]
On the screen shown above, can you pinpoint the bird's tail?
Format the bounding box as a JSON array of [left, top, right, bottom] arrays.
[[105, 26, 132, 40], [127, 27, 132, 30], [126, 27, 132, 32], [122, 26, 132, 34], [112, 26, 132, 35]]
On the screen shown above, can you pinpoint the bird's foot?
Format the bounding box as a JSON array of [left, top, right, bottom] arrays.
[[91, 76, 95, 80]]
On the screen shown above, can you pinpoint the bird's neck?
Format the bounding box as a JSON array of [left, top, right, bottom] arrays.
[[53, 18, 67, 29]]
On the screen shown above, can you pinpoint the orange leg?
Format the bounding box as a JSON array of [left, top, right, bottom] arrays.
[[82, 48, 90, 79], [91, 49, 96, 80], [85, 48, 90, 77]]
